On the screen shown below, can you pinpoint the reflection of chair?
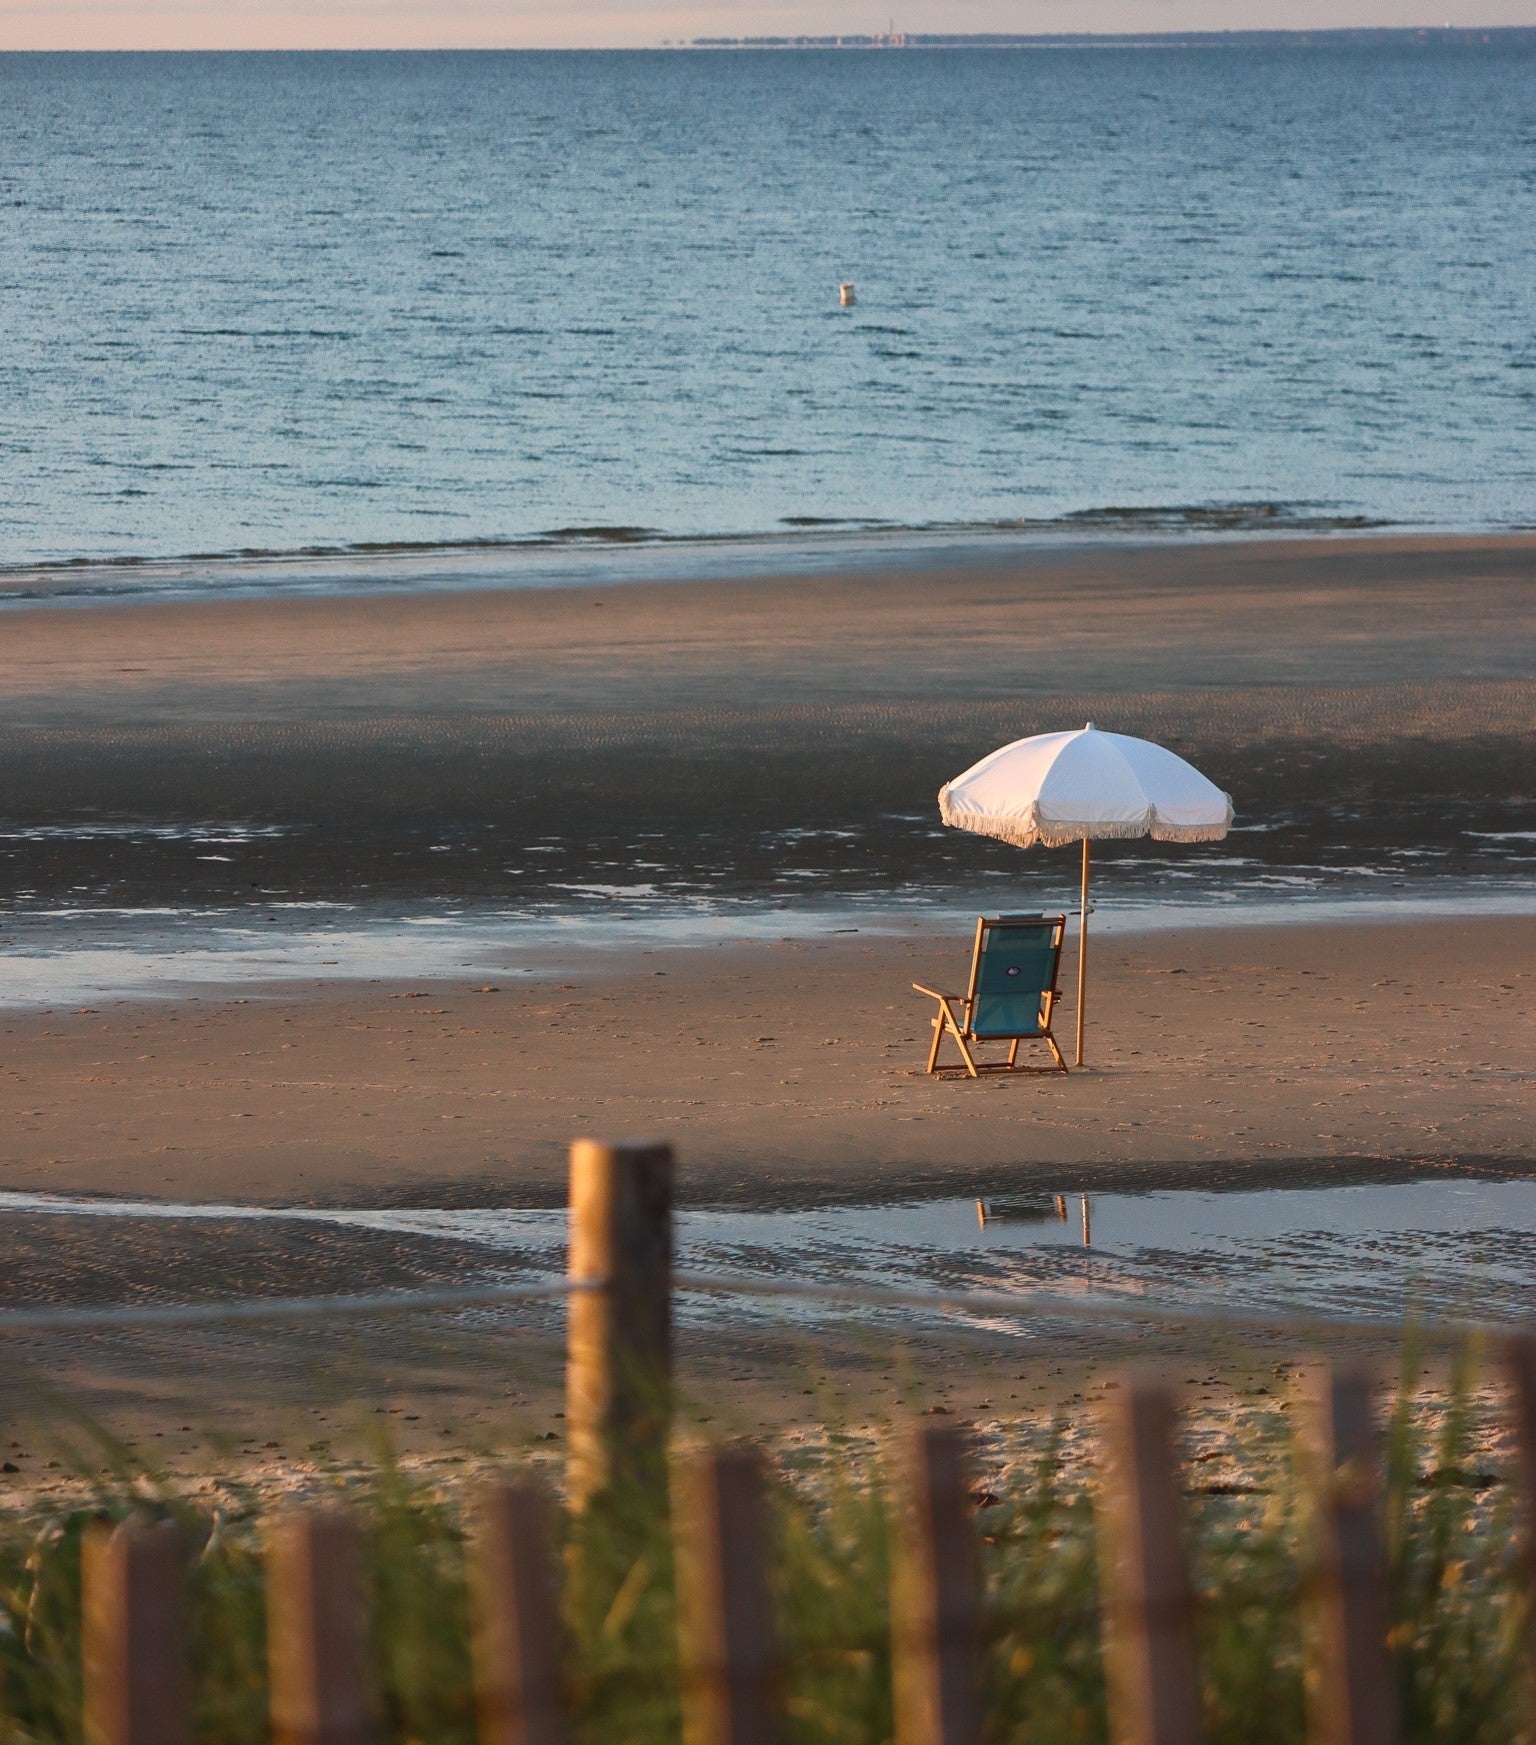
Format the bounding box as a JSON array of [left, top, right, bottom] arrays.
[[913, 914, 1069, 1077]]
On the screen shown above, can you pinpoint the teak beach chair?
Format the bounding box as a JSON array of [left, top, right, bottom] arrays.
[[913, 914, 1069, 1077]]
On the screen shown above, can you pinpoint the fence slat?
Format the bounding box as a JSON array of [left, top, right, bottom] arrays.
[[1506, 1336, 1536, 1720], [676, 1444, 779, 1745], [891, 1423, 982, 1745], [566, 1138, 673, 1513], [1304, 1368, 1397, 1745], [267, 1510, 373, 1745], [470, 1481, 565, 1745], [1097, 1378, 1201, 1745], [82, 1517, 186, 1745]]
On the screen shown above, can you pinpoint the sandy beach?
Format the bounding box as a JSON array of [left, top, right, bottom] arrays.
[[0, 531, 1532, 1197], [0, 531, 1532, 1433]]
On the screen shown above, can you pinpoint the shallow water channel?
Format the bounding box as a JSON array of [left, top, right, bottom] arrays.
[[0, 1178, 1531, 1336], [2, 885, 1535, 1010]]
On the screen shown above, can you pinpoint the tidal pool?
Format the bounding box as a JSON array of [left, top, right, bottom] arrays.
[[0, 1178, 1531, 1336]]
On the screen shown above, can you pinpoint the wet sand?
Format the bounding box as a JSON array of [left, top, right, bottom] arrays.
[[2, 532, 1533, 906]]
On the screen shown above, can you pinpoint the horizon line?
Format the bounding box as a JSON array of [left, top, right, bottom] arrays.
[[2, 24, 1530, 55]]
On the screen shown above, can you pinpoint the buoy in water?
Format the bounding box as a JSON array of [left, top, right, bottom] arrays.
[[838, 282, 857, 306]]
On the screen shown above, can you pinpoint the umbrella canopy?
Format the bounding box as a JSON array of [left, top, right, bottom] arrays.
[[939, 723, 1232, 849], [938, 724, 1232, 1066]]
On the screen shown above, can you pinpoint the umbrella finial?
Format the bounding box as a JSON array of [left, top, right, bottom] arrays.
[[1084, 720, 1095, 730]]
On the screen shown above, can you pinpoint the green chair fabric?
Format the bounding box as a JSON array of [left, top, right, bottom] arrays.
[[972, 916, 1059, 1037]]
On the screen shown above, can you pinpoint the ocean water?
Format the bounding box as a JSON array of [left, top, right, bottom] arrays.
[[2, 35, 1534, 572]]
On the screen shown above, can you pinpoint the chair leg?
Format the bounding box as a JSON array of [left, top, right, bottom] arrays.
[[1045, 1032, 1068, 1074], [920, 998, 984, 1080], [1006, 1038, 1020, 1069], [949, 1022, 980, 1080], [926, 1013, 945, 1075]]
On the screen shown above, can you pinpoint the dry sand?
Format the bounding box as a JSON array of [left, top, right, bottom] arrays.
[[0, 913, 1531, 1210]]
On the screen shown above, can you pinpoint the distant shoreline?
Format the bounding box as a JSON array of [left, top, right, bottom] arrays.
[[5, 514, 1517, 614], [7, 29, 1526, 53], [685, 28, 1531, 50]]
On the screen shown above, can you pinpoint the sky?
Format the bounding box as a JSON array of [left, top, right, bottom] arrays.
[[2, 0, 1531, 52]]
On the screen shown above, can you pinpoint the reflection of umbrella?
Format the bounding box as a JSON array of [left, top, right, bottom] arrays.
[[939, 723, 1232, 1066]]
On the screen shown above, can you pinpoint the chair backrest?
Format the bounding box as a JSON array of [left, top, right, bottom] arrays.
[[965, 914, 1066, 1038]]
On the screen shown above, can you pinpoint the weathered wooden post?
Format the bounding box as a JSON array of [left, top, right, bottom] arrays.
[[1096, 1377, 1202, 1745], [267, 1510, 373, 1745], [1303, 1368, 1398, 1745], [565, 1138, 673, 1515], [890, 1423, 982, 1745], [675, 1444, 780, 1745], [469, 1480, 566, 1745], [81, 1517, 186, 1745]]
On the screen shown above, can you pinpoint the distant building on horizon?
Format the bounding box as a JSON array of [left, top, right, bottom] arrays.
[[691, 32, 909, 48]]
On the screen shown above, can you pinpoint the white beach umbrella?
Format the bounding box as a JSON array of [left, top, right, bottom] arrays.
[[938, 723, 1232, 1066]]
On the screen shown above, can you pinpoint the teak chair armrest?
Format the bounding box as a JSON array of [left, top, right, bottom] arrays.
[[911, 983, 962, 1003]]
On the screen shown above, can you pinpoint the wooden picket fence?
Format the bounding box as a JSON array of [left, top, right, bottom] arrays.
[[71, 1142, 1536, 1745]]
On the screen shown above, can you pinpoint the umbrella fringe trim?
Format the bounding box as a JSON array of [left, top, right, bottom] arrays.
[[937, 789, 1232, 850]]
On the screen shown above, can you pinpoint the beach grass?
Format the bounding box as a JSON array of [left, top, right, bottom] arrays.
[[0, 1352, 1523, 1745]]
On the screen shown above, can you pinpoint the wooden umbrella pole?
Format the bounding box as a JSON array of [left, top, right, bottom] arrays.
[[1075, 837, 1090, 1068]]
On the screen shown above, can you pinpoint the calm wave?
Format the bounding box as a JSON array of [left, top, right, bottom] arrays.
[[2, 37, 1533, 568]]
